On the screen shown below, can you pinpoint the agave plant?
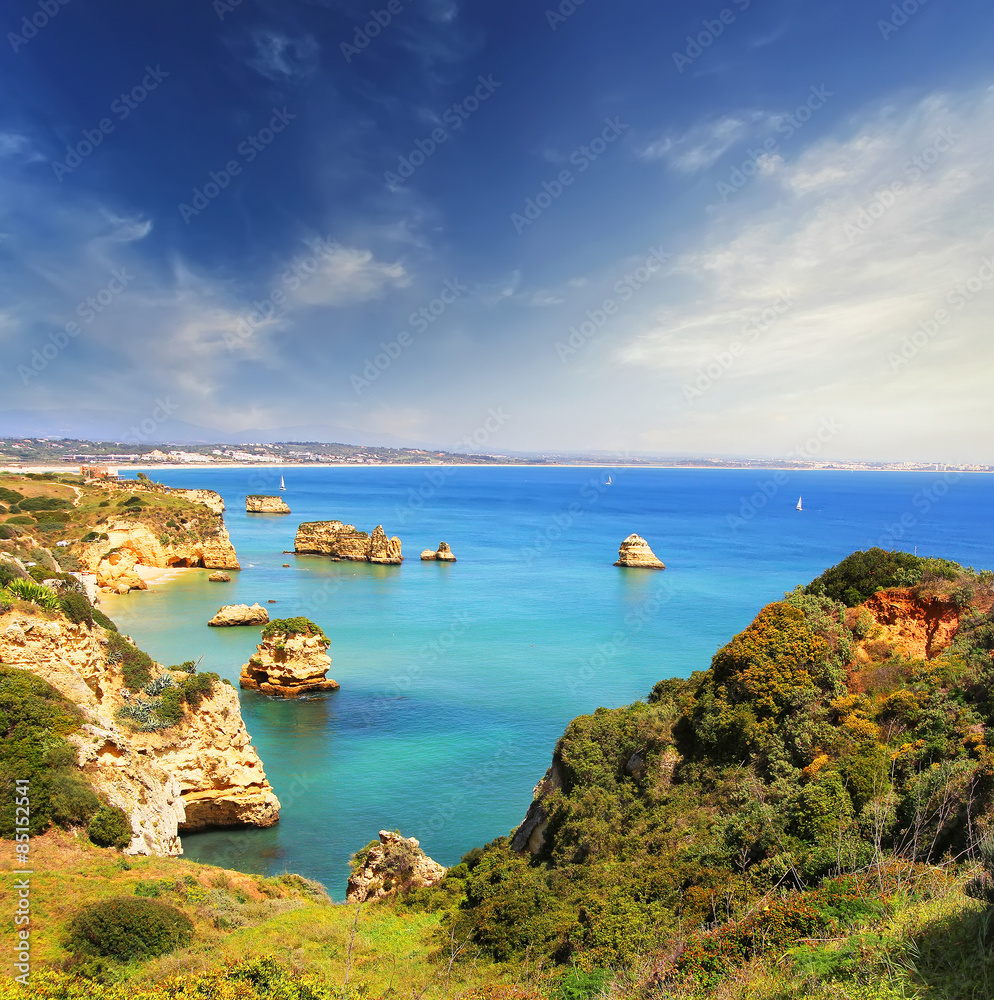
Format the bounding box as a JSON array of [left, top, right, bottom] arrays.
[[3, 577, 60, 611]]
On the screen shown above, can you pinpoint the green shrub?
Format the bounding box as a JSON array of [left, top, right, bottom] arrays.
[[19, 496, 71, 511], [87, 806, 132, 848], [5, 515, 35, 526], [92, 607, 118, 632], [64, 897, 192, 961], [106, 632, 155, 690], [557, 968, 612, 1000], [133, 880, 162, 898], [0, 487, 24, 504], [0, 525, 17, 540], [0, 560, 28, 587], [49, 770, 101, 827], [261, 617, 328, 643], [59, 590, 94, 628]]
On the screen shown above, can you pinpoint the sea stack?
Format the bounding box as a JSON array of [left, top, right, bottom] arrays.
[[346, 830, 447, 903], [246, 495, 291, 514], [614, 534, 665, 569], [421, 541, 457, 562], [208, 603, 270, 627], [295, 521, 403, 564], [239, 618, 340, 698]]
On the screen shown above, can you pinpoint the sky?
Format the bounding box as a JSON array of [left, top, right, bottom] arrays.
[[1, 0, 992, 461]]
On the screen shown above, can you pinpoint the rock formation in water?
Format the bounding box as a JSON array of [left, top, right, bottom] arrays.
[[294, 521, 403, 564], [208, 571, 231, 582], [614, 534, 665, 569], [346, 830, 446, 902], [0, 607, 280, 855], [420, 541, 457, 562], [239, 619, 339, 698], [246, 495, 291, 514], [208, 603, 270, 627]]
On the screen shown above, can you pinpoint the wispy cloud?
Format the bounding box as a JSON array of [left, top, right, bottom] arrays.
[[640, 114, 769, 172], [248, 31, 320, 82]]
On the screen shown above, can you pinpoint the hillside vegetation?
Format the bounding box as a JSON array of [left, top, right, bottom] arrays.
[[5, 549, 994, 1000]]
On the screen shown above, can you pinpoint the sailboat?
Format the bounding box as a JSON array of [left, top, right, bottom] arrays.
[[605, 475, 613, 486], [279, 475, 286, 491], [796, 496, 803, 512]]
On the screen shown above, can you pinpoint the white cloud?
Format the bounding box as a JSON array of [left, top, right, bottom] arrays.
[[640, 114, 768, 173], [290, 244, 410, 306], [248, 31, 319, 81], [613, 85, 994, 457]]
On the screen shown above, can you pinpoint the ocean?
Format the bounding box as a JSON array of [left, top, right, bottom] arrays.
[[101, 465, 993, 899]]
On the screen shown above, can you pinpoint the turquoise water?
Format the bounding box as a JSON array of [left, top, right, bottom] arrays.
[[103, 466, 994, 898]]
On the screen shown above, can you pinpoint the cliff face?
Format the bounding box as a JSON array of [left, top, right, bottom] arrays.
[[295, 521, 403, 564], [0, 608, 279, 854], [79, 520, 240, 593], [860, 588, 986, 660], [246, 495, 291, 514], [165, 488, 226, 515], [240, 627, 339, 698]]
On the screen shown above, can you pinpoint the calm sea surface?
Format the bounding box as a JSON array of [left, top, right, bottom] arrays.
[[102, 466, 994, 898]]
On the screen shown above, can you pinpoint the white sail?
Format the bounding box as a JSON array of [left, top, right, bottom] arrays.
[[280, 475, 286, 491], [796, 496, 803, 511]]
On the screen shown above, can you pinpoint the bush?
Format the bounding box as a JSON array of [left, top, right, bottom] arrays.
[[0, 560, 28, 587], [49, 770, 101, 827], [106, 632, 155, 690], [88, 806, 132, 848], [92, 607, 118, 632], [261, 617, 328, 643], [64, 897, 192, 961], [19, 496, 71, 511], [59, 590, 94, 628], [0, 525, 17, 540], [0, 487, 24, 504]]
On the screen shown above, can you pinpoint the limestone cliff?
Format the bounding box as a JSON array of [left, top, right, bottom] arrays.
[[0, 608, 279, 855], [239, 620, 339, 698], [346, 830, 446, 902], [246, 495, 291, 514], [421, 541, 457, 562], [615, 534, 665, 569], [295, 521, 403, 564], [79, 519, 240, 594], [165, 488, 226, 515]]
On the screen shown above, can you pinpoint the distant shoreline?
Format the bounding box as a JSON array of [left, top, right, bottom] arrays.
[[1, 462, 989, 475]]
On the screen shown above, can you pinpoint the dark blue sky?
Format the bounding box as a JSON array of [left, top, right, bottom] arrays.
[[2, 0, 992, 459]]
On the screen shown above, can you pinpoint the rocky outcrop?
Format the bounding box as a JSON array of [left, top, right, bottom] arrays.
[[246, 495, 291, 514], [615, 534, 665, 569], [0, 608, 279, 855], [295, 521, 403, 564], [208, 571, 231, 582], [421, 542, 457, 562], [166, 488, 225, 515], [346, 830, 446, 902], [80, 520, 240, 594], [511, 759, 565, 855], [860, 589, 971, 660], [208, 603, 270, 627], [239, 620, 339, 698]]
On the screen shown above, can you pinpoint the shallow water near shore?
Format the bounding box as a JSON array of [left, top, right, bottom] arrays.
[[102, 466, 994, 898]]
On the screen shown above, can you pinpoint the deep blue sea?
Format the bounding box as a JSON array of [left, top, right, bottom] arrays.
[[102, 465, 994, 898]]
